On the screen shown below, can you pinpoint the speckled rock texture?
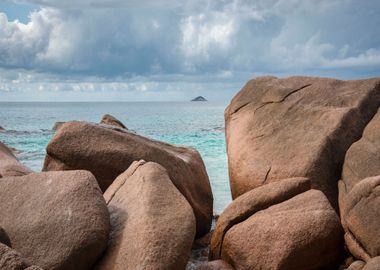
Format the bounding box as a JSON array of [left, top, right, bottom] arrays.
[[43, 121, 213, 237], [0, 170, 110, 270], [339, 109, 380, 261], [210, 177, 310, 260], [225, 76, 380, 210], [0, 142, 32, 177], [100, 114, 128, 129], [94, 161, 196, 270], [219, 190, 344, 270]]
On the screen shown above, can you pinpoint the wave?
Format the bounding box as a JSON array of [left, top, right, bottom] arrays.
[[16, 150, 46, 161], [0, 129, 54, 136], [200, 126, 225, 132]]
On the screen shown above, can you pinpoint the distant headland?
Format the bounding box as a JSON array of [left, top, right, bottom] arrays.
[[191, 96, 207, 101]]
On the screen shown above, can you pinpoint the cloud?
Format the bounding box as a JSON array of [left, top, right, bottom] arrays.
[[11, 0, 181, 9], [180, 13, 234, 71], [0, 0, 379, 100], [325, 48, 380, 69], [0, 6, 184, 75], [0, 66, 250, 102]]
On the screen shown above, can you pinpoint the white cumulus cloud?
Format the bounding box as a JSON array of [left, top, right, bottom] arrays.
[[0, 0, 379, 100]]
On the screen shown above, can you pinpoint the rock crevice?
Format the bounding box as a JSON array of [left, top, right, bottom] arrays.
[[253, 83, 312, 113]]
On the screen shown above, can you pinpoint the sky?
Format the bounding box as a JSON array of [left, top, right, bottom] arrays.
[[0, 0, 379, 101]]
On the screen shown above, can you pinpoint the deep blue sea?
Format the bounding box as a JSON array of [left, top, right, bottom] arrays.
[[0, 102, 231, 213]]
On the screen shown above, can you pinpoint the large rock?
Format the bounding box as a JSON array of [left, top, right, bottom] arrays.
[[339, 109, 380, 261], [210, 177, 310, 259], [225, 76, 380, 206], [0, 171, 110, 270], [0, 243, 43, 270], [94, 161, 195, 270], [341, 108, 380, 190], [220, 190, 344, 270], [0, 142, 32, 177], [100, 114, 127, 129], [0, 243, 32, 270], [43, 121, 213, 237], [363, 257, 380, 270], [347, 260, 366, 270], [339, 176, 380, 261]]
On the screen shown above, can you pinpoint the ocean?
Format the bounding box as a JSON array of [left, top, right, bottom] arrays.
[[0, 102, 231, 214]]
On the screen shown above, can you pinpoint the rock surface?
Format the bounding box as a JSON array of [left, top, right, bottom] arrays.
[[0, 142, 33, 177], [339, 109, 380, 261], [341, 108, 380, 191], [210, 177, 310, 259], [95, 161, 195, 270], [52, 122, 65, 131], [362, 257, 380, 270], [43, 121, 213, 237], [0, 243, 43, 270], [225, 76, 380, 208], [0, 171, 110, 270], [339, 176, 380, 261], [220, 190, 344, 270], [347, 260, 366, 270], [0, 243, 32, 270], [196, 260, 234, 270], [100, 114, 127, 129]]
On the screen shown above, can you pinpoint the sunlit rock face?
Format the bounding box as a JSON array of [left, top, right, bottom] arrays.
[[225, 76, 380, 209]]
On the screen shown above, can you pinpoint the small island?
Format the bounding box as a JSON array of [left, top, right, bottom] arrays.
[[191, 96, 207, 102]]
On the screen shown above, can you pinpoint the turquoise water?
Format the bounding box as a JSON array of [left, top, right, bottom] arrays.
[[0, 102, 231, 213]]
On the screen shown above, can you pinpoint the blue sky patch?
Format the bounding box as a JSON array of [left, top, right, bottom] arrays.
[[0, 1, 39, 23]]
